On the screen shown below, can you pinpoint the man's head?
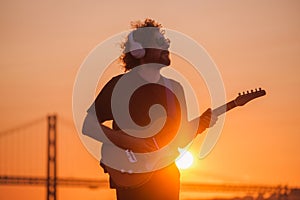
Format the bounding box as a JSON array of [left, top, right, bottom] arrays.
[[120, 18, 170, 71]]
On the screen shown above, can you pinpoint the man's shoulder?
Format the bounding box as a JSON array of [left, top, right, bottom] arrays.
[[110, 74, 124, 83], [101, 74, 125, 89]]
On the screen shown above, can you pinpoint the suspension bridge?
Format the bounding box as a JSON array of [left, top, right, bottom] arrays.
[[0, 115, 297, 200]]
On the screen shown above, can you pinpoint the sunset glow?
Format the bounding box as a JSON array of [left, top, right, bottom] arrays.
[[176, 149, 194, 170], [1, 1, 300, 200]]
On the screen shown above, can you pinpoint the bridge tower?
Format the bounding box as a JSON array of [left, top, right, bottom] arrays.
[[47, 115, 57, 200]]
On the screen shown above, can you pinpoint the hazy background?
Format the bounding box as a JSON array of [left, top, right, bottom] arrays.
[[1, 0, 300, 199]]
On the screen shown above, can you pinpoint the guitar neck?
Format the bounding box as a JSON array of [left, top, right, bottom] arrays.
[[212, 100, 237, 116]]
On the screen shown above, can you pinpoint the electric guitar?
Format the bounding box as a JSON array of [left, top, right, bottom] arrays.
[[103, 88, 266, 188]]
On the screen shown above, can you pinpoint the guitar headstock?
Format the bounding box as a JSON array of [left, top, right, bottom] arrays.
[[234, 88, 266, 106]]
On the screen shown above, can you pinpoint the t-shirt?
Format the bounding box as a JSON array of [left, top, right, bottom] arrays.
[[90, 70, 185, 189]]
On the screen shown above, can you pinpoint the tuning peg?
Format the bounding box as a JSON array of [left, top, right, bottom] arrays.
[[251, 89, 253, 93], [255, 88, 258, 92], [238, 92, 241, 96], [243, 91, 245, 95], [247, 91, 249, 94], [259, 88, 262, 91]]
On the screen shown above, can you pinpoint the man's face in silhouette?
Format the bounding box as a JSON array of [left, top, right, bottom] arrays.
[[140, 31, 170, 67]]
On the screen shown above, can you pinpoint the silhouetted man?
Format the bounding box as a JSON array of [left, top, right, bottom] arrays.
[[82, 18, 217, 200]]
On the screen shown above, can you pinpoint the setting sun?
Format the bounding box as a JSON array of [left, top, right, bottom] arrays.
[[175, 148, 194, 170]]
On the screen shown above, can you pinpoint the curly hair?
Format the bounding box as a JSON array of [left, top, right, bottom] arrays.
[[120, 18, 167, 71]]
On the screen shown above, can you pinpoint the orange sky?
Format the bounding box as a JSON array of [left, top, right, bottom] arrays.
[[1, 0, 300, 199]]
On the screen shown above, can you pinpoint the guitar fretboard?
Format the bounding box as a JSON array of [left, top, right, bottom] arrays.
[[213, 100, 237, 116]]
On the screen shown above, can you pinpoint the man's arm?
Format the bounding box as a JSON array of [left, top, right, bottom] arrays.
[[82, 111, 157, 152], [170, 81, 218, 148], [82, 111, 110, 143]]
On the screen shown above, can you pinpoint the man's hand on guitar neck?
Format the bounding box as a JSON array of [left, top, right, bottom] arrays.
[[197, 108, 218, 134]]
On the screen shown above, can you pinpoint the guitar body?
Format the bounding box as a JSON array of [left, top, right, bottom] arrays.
[[101, 141, 181, 188], [105, 165, 153, 188]]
